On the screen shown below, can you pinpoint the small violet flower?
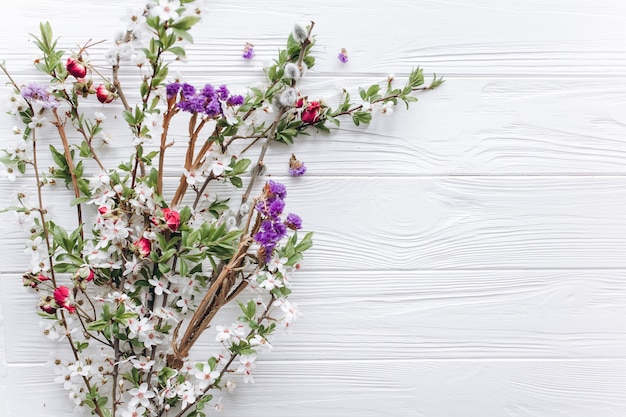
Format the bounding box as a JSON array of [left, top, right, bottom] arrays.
[[288, 154, 307, 177], [242, 42, 255, 60], [338, 48, 349, 63]]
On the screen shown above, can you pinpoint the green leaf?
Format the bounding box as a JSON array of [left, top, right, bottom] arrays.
[[366, 84, 380, 97], [229, 176, 243, 188], [358, 87, 366, 101], [295, 231, 314, 253], [168, 46, 186, 57], [171, 15, 201, 30], [86, 320, 108, 331]]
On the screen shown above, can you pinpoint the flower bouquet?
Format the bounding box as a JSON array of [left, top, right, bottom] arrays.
[[0, 1, 443, 416]]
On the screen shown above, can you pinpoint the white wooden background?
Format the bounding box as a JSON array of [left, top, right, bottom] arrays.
[[1, 0, 626, 416]]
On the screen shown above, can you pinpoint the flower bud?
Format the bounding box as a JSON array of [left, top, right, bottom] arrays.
[[134, 237, 152, 257], [38, 295, 57, 314], [283, 63, 300, 80], [96, 84, 116, 104], [53, 285, 76, 313], [161, 208, 181, 232], [76, 265, 94, 282], [292, 23, 308, 43], [66, 57, 87, 79], [278, 87, 297, 107], [301, 101, 322, 124]]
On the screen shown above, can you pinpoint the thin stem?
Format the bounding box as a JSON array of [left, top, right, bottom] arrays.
[[51, 108, 84, 239]]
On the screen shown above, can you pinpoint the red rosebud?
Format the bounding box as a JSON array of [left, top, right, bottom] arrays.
[[98, 206, 109, 215], [53, 285, 76, 313], [134, 237, 152, 257], [53, 286, 70, 305], [66, 57, 87, 79], [37, 274, 50, 282], [296, 97, 305, 108], [301, 101, 321, 124], [96, 84, 116, 104], [162, 208, 181, 232]]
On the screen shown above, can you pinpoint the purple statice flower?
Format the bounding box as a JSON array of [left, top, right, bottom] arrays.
[[242, 42, 255, 60], [178, 96, 205, 113], [253, 180, 292, 262], [20, 83, 59, 108], [288, 154, 307, 176], [217, 85, 229, 101], [265, 180, 287, 199], [285, 213, 302, 230], [268, 198, 286, 217], [254, 220, 287, 262], [204, 99, 221, 117], [165, 82, 181, 99], [337, 48, 349, 63], [200, 84, 215, 98], [181, 83, 196, 99], [227, 95, 244, 106], [288, 163, 307, 176]]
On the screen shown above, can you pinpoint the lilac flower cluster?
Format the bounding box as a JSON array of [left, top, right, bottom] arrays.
[[20, 83, 59, 109], [166, 82, 244, 117], [254, 181, 302, 262]]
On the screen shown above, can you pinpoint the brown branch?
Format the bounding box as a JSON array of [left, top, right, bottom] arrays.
[[51, 108, 83, 238]]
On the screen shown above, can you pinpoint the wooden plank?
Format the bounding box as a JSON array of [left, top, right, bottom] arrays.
[[1, 1, 626, 77], [1, 176, 625, 272], [4, 269, 626, 364], [5, 359, 626, 416], [3, 78, 626, 175]]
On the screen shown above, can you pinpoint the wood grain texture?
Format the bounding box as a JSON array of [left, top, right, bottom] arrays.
[[6, 360, 626, 417], [1, 177, 625, 271], [4, 269, 626, 364], [1, 0, 626, 416]]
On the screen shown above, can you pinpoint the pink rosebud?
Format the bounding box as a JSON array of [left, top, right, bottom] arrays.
[[301, 101, 321, 124], [162, 208, 181, 232], [98, 206, 109, 215], [37, 274, 50, 282], [53, 286, 76, 313], [96, 84, 116, 104], [66, 57, 87, 79], [134, 237, 152, 257]]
